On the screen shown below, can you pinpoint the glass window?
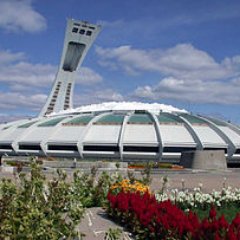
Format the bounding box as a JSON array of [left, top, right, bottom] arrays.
[[79, 29, 85, 34], [96, 114, 124, 124], [158, 112, 184, 124], [63, 115, 93, 126], [86, 31, 92, 36], [38, 117, 67, 127], [72, 27, 78, 33], [128, 114, 153, 124]]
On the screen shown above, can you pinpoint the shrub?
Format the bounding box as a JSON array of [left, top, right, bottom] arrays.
[[71, 168, 123, 208], [0, 160, 85, 239]]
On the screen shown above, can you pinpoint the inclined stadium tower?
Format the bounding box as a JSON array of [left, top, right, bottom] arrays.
[[0, 19, 240, 164]]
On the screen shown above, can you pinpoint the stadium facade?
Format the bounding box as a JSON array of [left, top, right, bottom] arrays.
[[0, 19, 240, 163]]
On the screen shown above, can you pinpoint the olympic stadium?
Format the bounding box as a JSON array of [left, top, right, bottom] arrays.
[[0, 19, 240, 164]]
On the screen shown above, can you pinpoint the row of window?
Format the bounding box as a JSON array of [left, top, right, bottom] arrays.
[[73, 22, 95, 30], [0, 144, 229, 154], [45, 82, 62, 115], [72, 27, 93, 36], [64, 83, 72, 110]]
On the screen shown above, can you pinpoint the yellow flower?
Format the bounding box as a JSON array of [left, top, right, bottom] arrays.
[[109, 179, 150, 194]]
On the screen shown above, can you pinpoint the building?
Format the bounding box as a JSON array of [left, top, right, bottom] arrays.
[[0, 19, 239, 164], [39, 19, 101, 116]]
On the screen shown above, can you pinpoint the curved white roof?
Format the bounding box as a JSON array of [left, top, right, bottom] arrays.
[[0, 108, 239, 163], [53, 101, 187, 116]]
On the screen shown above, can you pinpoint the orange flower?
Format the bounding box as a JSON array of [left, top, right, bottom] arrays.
[[109, 179, 150, 194]]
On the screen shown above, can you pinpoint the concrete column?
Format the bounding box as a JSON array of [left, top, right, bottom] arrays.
[[180, 150, 227, 170]]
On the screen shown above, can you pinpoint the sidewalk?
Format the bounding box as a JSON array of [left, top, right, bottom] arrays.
[[78, 207, 132, 240]]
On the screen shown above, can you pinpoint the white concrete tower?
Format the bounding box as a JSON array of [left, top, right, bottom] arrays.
[[39, 19, 101, 116]]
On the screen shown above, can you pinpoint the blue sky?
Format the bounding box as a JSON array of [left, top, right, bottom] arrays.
[[0, 0, 240, 124]]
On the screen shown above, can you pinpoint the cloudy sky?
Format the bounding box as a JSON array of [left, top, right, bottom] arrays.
[[0, 0, 240, 123]]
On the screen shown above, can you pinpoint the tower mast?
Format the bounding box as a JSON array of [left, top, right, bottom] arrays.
[[39, 19, 101, 116]]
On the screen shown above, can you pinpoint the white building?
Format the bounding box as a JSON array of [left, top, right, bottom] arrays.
[[0, 19, 239, 164]]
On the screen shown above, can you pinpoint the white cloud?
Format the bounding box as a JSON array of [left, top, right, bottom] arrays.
[[0, 0, 47, 33], [76, 67, 103, 85], [96, 44, 234, 80], [0, 50, 103, 90], [0, 87, 124, 122], [0, 50, 25, 64], [0, 49, 104, 115], [97, 44, 240, 104], [0, 51, 57, 96], [0, 61, 56, 89], [94, 89, 124, 102], [0, 113, 30, 124], [0, 92, 47, 110], [74, 89, 124, 107], [134, 77, 240, 104]]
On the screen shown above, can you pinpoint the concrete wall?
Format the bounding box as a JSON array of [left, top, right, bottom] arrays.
[[42, 160, 128, 169], [180, 150, 227, 170]]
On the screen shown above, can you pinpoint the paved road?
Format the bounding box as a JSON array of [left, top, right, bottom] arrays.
[[78, 208, 132, 240], [148, 169, 240, 193]]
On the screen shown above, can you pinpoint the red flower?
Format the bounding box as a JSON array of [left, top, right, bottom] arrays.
[[218, 215, 228, 229], [227, 227, 238, 240], [106, 189, 240, 239], [209, 206, 217, 220], [232, 213, 240, 227], [214, 233, 221, 240]]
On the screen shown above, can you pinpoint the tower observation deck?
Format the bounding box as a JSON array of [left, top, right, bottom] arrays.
[[39, 19, 101, 116]]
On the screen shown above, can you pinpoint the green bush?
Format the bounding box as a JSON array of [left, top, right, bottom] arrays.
[[0, 160, 85, 240], [71, 167, 122, 208]]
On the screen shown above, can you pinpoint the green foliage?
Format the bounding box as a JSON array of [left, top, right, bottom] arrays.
[[140, 162, 152, 185], [115, 162, 120, 169], [157, 162, 173, 169], [128, 161, 174, 169], [71, 168, 123, 208], [104, 228, 122, 240], [193, 204, 240, 223], [95, 171, 121, 207], [159, 175, 169, 194], [0, 160, 85, 240], [0, 160, 135, 239], [127, 170, 136, 184]]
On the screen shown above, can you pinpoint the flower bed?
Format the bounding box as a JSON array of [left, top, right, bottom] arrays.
[[110, 179, 149, 194], [127, 162, 183, 169], [107, 182, 240, 239], [156, 187, 240, 210]]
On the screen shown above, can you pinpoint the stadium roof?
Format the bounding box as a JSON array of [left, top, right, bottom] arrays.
[[0, 106, 239, 163]]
